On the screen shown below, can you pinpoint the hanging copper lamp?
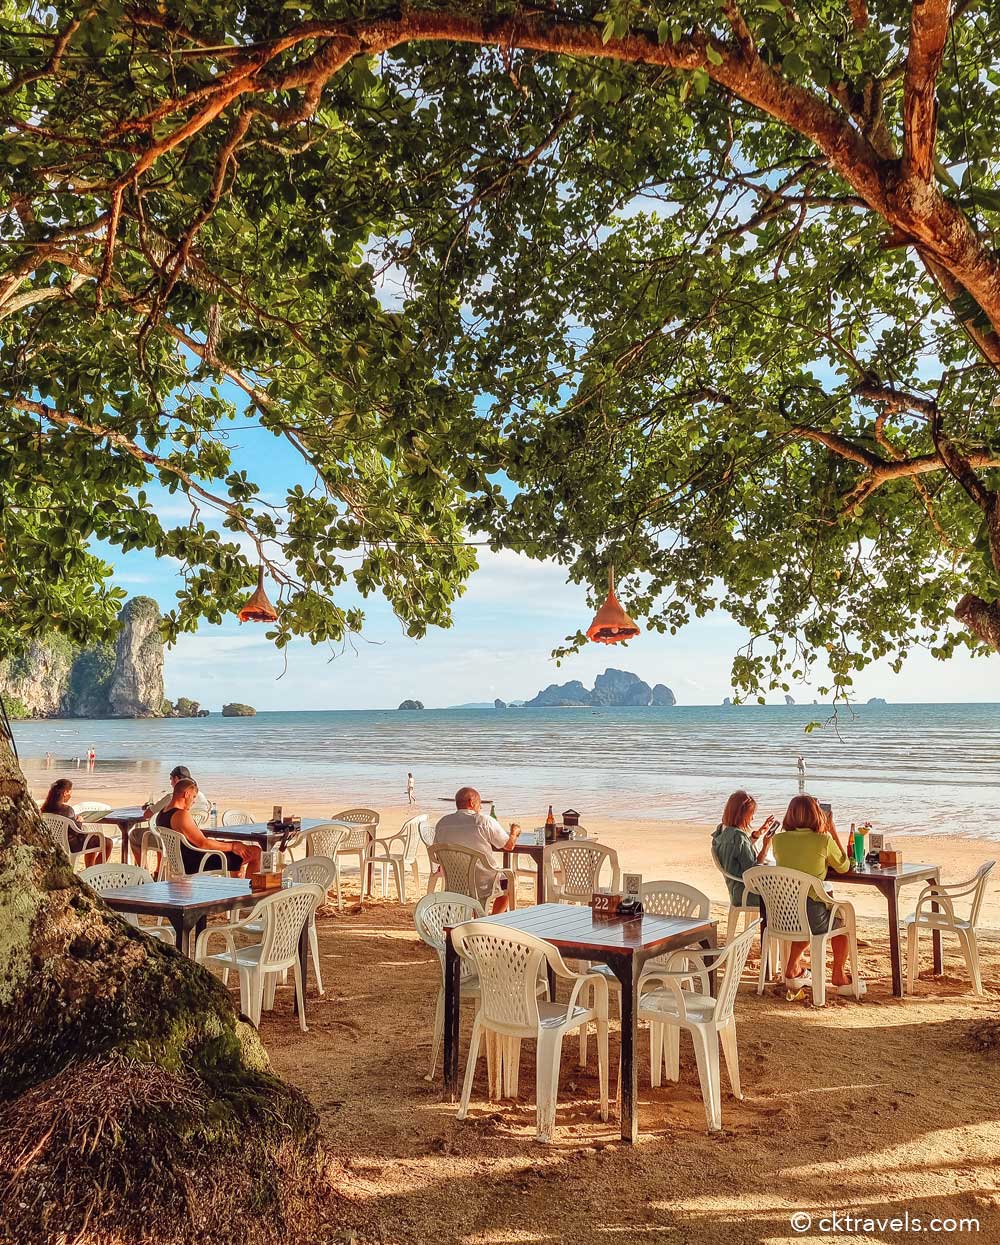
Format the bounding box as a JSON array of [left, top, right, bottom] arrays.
[[586, 566, 640, 645], [238, 564, 279, 624]]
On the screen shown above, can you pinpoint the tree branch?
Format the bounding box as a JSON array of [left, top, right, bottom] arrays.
[[903, 0, 952, 181]]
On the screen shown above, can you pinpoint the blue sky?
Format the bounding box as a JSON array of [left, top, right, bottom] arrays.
[[102, 405, 1000, 711]]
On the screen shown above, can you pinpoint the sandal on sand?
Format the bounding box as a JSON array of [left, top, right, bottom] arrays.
[[784, 974, 812, 989], [835, 980, 867, 997]]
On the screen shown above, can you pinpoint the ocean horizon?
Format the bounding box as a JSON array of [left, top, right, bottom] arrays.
[[12, 701, 1000, 840]]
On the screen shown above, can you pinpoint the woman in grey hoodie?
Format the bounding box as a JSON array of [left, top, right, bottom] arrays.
[[711, 790, 777, 910]]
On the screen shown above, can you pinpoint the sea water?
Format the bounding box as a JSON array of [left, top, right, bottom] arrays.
[[11, 702, 1000, 839]]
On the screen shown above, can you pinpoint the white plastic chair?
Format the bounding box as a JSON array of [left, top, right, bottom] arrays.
[[236, 857, 339, 994], [80, 861, 176, 944], [427, 843, 517, 911], [304, 823, 349, 910], [366, 814, 427, 901], [905, 861, 996, 996], [76, 801, 112, 821], [146, 826, 227, 880], [221, 809, 255, 826], [639, 881, 712, 991], [744, 865, 861, 1007], [40, 812, 105, 870], [419, 818, 443, 894], [414, 891, 486, 1080], [196, 883, 324, 1032], [543, 841, 620, 904], [331, 808, 378, 893], [639, 921, 760, 1132], [711, 839, 762, 943], [451, 921, 609, 1143]]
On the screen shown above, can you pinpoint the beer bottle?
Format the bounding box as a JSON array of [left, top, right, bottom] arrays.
[[847, 823, 856, 867], [545, 804, 556, 843]]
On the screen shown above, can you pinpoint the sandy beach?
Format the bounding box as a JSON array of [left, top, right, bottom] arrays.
[[27, 770, 1000, 1242]]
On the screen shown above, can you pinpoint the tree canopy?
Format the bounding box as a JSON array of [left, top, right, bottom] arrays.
[[3, 0, 1000, 699]]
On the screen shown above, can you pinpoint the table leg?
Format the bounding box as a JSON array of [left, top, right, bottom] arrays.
[[886, 883, 902, 997], [699, 926, 719, 996], [444, 930, 462, 1099], [536, 859, 545, 906], [177, 913, 204, 959], [120, 824, 129, 864], [928, 874, 943, 974], [610, 956, 639, 1144], [294, 923, 309, 1017]]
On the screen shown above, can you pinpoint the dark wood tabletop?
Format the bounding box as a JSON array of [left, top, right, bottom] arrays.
[[99, 876, 282, 918], [211, 817, 338, 844], [477, 901, 717, 955], [97, 806, 147, 825], [826, 862, 939, 885]]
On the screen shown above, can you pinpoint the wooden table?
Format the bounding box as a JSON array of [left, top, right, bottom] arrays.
[[212, 817, 340, 850], [825, 862, 943, 997], [95, 807, 148, 864], [443, 902, 718, 1144], [99, 876, 293, 957], [502, 831, 546, 905]]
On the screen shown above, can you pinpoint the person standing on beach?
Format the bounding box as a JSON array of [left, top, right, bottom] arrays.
[[406, 772, 415, 804], [796, 754, 806, 791], [433, 787, 517, 913]]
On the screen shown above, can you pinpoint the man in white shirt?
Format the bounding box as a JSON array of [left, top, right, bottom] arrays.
[[434, 786, 518, 912], [406, 772, 415, 804], [128, 765, 211, 862]]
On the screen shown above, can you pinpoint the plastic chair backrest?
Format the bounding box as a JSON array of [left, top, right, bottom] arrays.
[[332, 808, 378, 851], [641, 880, 710, 920], [426, 843, 494, 901], [221, 809, 254, 826], [255, 884, 324, 967], [713, 921, 760, 1023], [149, 826, 222, 879], [397, 815, 427, 862], [76, 801, 111, 820], [451, 922, 553, 1031], [969, 860, 996, 926], [305, 823, 349, 857], [413, 891, 484, 981], [743, 866, 816, 940], [283, 856, 339, 893], [40, 812, 75, 855], [80, 862, 153, 889], [418, 817, 436, 848], [543, 841, 620, 902]]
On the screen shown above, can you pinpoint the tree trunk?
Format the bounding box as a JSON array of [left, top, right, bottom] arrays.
[[955, 593, 1000, 653], [0, 733, 323, 1244]]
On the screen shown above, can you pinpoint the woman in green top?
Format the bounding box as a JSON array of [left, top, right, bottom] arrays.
[[771, 794, 860, 995]]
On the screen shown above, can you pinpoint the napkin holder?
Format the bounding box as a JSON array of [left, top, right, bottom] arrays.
[[250, 871, 283, 892], [591, 891, 623, 918]]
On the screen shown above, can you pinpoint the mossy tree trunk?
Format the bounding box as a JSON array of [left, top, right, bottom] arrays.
[[0, 734, 323, 1244]]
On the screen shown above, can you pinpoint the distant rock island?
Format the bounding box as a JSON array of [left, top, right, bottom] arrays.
[[398, 699, 424, 710], [526, 668, 676, 708], [867, 697, 888, 705], [165, 697, 210, 718], [784, 694, 795, 705], [222, 703, 256, 717], [0, 596, 167, 719]]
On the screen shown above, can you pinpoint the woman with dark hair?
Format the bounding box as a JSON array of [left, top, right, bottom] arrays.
[[771, 794, 861, 995], [711, 790, 778, 912], [156, 778, 259, 877], [40, 778, 112, 866]]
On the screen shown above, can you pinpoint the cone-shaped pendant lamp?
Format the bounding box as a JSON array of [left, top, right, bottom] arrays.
[[586, 566, 640, 645], [238, 564, 279, 624]]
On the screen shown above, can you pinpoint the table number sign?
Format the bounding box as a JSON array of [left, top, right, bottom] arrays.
[[591, 891, 623, 917]]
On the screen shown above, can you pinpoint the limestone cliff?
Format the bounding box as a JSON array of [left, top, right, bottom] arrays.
[[0, 597, 164, 718], [107, 597, 164, 718]]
